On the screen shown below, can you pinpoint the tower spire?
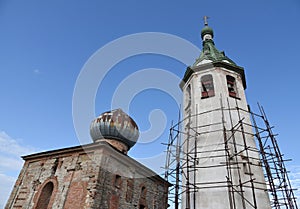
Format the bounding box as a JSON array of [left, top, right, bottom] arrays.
[[201, 16, 214, 40]]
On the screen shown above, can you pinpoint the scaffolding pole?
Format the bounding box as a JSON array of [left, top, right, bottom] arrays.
[[164, 103, 298, 209]]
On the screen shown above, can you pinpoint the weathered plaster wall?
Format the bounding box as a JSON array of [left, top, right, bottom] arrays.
[[181, 65, 271, 209]]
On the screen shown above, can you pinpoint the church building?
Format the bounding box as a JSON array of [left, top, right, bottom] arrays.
[[5, 109, 169, 209]]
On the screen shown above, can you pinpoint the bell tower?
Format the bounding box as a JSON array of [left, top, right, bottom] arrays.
[[179, 19, 271, 209]]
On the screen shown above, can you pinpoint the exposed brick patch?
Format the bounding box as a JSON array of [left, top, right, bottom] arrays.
[[126, 179, 134, 203], [64, 181, 88, 209], [109, 194, 119, 209]]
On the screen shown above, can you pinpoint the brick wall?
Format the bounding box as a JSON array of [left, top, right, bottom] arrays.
[[5, 142, 169, 209]]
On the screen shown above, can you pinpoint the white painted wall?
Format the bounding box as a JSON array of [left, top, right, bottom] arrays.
[[181, 65, 271, 209]]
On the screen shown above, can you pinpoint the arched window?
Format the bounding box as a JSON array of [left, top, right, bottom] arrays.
[[201, 74, 215, 99], [35, 182, 54, 209], [226, 75, 238, 98]]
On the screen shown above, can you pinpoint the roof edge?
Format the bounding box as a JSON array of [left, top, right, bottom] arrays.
[[180, 61, 246, 89]]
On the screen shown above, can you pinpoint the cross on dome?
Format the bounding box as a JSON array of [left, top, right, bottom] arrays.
[[203, 15, 209, 26]]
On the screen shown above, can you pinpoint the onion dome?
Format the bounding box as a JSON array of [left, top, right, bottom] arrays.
[[201, 25, 214, 40], [90, 109, 139, 153]]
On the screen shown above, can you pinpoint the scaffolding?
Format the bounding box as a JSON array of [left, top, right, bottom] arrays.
[[164, 101, 298, 209]]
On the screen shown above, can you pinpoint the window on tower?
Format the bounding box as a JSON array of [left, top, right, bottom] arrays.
[[226, 75, 239, 98], [201, 74, 215, 99]]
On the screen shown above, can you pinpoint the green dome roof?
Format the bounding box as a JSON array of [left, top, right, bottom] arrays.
[[201, 26, 214, 39]]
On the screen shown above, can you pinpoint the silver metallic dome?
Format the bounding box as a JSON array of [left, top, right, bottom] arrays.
[[90, 109, 139, 149]]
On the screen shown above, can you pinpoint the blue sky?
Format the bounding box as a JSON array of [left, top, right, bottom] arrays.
[[0, 0, 300, 207]]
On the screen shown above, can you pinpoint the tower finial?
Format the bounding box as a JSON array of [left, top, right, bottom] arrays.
[[203, 16, 209, 26], [201, 16, 213, 40]]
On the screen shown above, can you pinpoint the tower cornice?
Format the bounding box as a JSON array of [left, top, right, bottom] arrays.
[[180, 61, 246, 90]]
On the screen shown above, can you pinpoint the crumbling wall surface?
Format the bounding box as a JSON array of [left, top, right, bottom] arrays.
[[91, 148, 169, 209], [5, 150, 100, 209], [5, 143, 169, 209]]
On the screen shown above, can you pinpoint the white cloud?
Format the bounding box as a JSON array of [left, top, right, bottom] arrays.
[[0, 155, 24, 171], [0, 131, 35, 156], [0, 131, 38, 208], [0, 173, 15, 208], [33, 69, 40, 74]]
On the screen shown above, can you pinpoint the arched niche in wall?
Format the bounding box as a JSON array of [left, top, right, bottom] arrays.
[[33, 177, 58, 209]]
